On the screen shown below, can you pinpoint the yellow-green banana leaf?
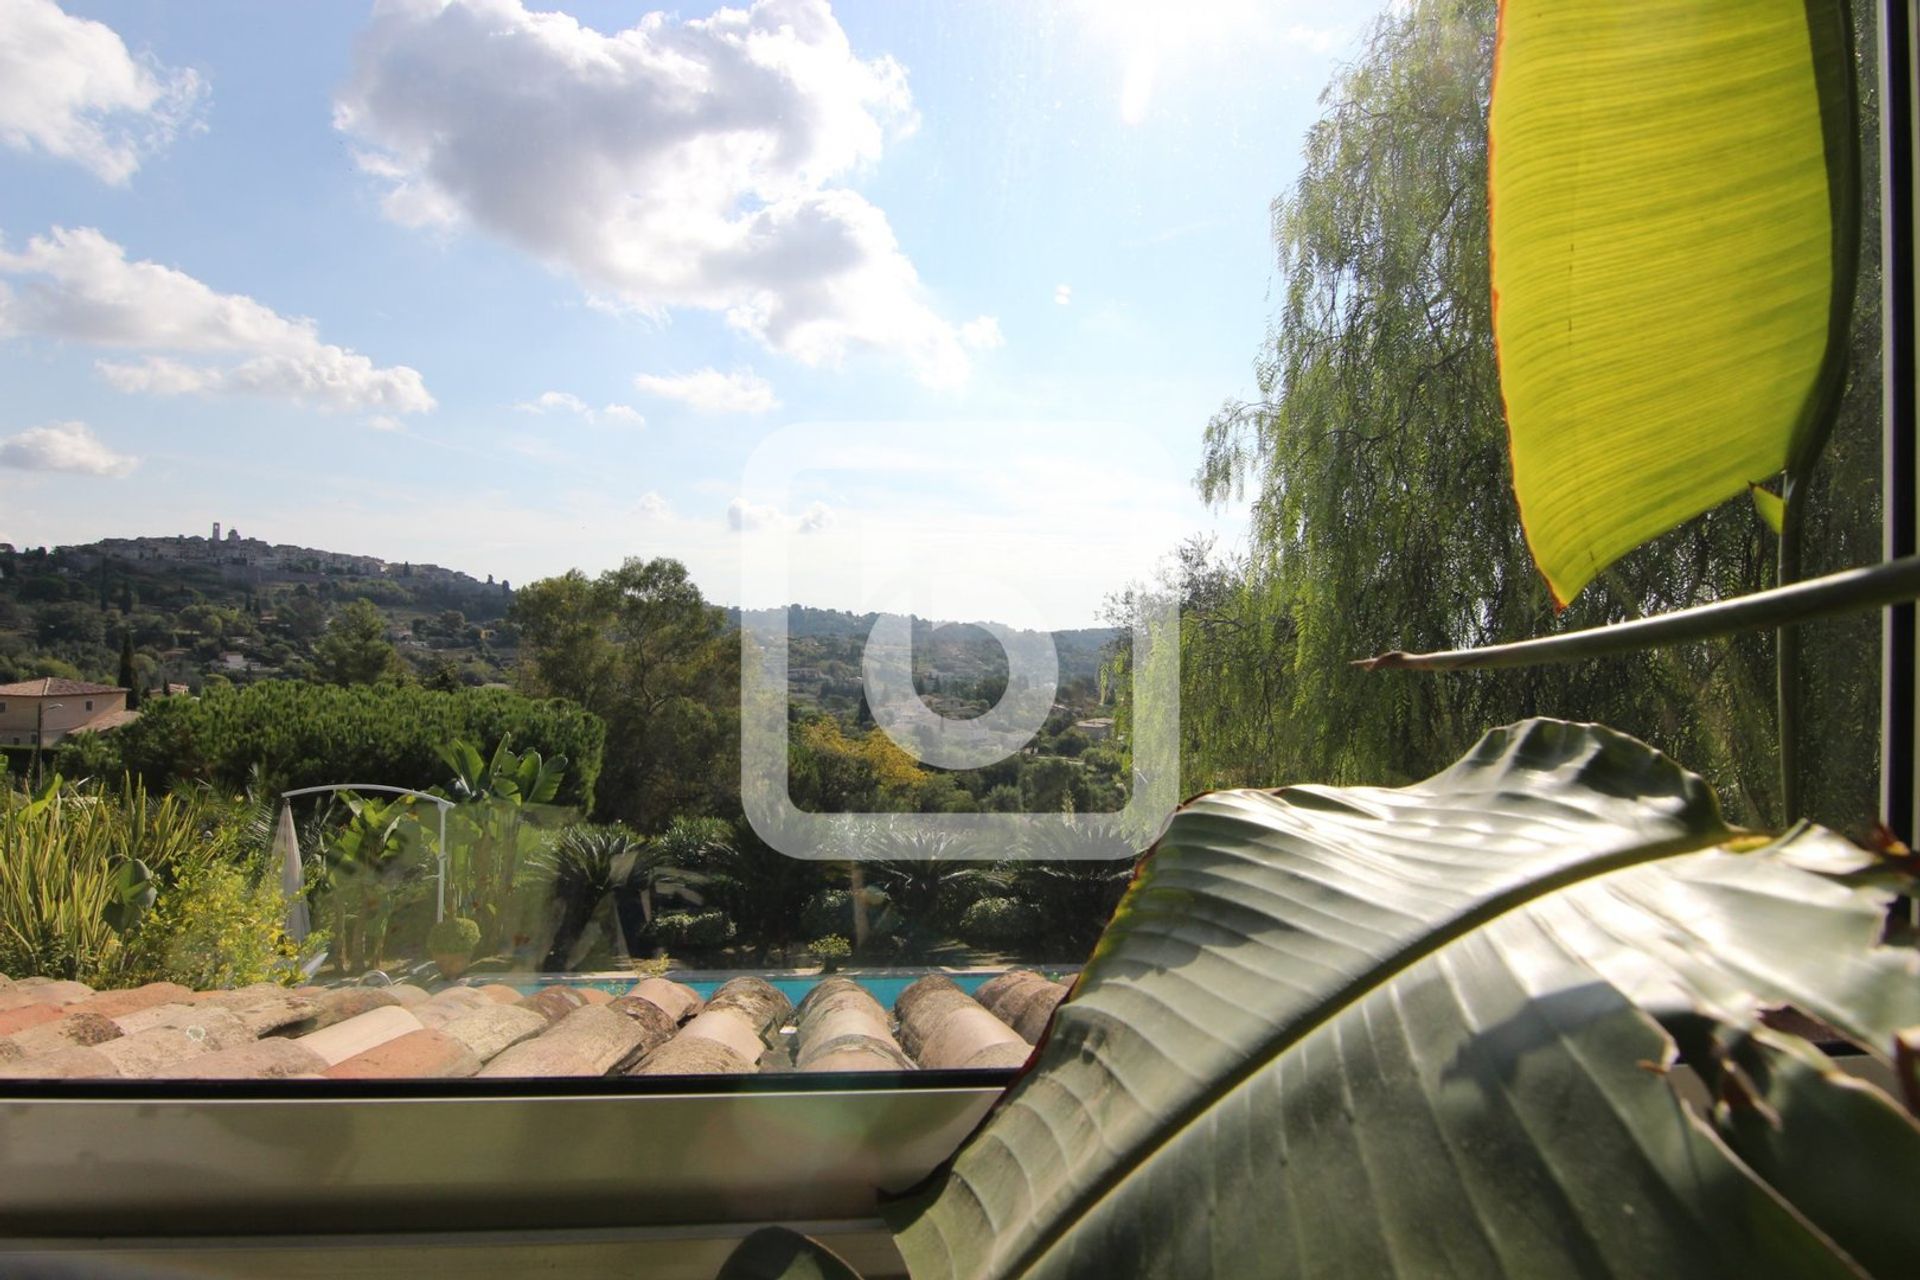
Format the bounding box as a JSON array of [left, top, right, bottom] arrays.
[[1491, 0, 1857, 605]]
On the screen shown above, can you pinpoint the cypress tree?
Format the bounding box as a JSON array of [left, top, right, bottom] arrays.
[[118, 631, 140, 708]]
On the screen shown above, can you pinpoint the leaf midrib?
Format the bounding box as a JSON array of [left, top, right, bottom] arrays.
[[990, 823, 1734, 1280]]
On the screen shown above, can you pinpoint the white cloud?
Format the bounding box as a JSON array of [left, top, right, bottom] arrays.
[[634, 368, 779, 414], [0, 420, 136, 476], [96, 351, 432, 413], [1054, 283, 1072, 306], [0, 0, 205, 184], [367, 414, 404, 432], [633, 491, 671, 520], [727, 497, 781, 532], [959, 316, 1005, 350], [0, 226, 434, 414], [336, 0, 983, 386], [728, 496, 835, 535], [518, 390, 590, 417], [515, 389, 644, 426]]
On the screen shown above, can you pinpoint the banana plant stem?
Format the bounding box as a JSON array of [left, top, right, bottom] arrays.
[[1777, 466, 1811, 825], [1356, 553, 1920, 675]]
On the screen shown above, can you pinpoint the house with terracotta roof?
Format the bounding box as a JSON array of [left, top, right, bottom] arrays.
[[0, 678, 137, 749]]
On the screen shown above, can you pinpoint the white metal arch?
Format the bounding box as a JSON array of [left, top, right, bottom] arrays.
[[281, 784, 454, 922]]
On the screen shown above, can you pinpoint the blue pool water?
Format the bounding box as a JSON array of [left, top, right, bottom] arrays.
[[522, 970, 1033, 1009]]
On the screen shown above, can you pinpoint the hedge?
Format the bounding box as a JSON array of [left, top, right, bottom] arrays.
[[114, 682, 605, 809]]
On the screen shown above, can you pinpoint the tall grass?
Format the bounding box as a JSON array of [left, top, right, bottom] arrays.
[[0, 779, 267, 982]]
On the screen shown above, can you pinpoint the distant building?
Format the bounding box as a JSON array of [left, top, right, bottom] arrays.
[[1075, 717, 1116, 742], [55, 532, 492, 596], [0, 678, 137, 748]]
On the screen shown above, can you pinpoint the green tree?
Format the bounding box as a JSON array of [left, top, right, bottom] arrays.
[[311, 598, 401, 686], [421, 656, 462, 693], [320, 791, 431, 972], [665, 817, 827, 964], [1020, 756, 1085, 814], [115, 681, 602, 808], [1144, 0, 1881, 830], [435, 735, 572, 953], [117, 631, 140, 709], [512, 558, 738, 830], [529, 823, 705, 970], [278, 594, 327, 642], [858, 825, 997, 959], [36, 602, 104, 646]]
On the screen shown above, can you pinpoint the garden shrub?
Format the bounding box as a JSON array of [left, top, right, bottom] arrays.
[[0, 779, 275, 983], [650, 909, 735, 949], [800, 889, 853, 940], [115, 854, 307, 989], [428, 916, 481, 956], [958, 896, 1044, 951], [49, 731, 121, 781], [809, 933, 852, 971]]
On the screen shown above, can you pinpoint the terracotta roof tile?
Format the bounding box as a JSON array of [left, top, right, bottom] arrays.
[[478, 1005, 655, 1077], [0, 973, 1053, 1079], [439, 1003, 547, 1061], [69, 708, 141, 733], [326, 1028, 482, 1079], [168, 1038, 330, 1080], [0, 678, 125, 697], [294, 1006, 424, 1067], [0, 1004, 64, 1037]]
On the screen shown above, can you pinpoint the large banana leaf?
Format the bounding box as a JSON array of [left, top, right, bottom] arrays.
[[718, 1229, 862, 1280], [1491, 0, 1858, 604], [863, 720, 1920, 1278]]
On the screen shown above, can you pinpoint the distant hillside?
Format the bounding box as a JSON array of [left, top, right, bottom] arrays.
[[0, 533, 518, 694], [744, 605, 1123, 725], [0, 537, 1123, 724], [743, 604, 1118, 654], [73, 531, 513, 611]]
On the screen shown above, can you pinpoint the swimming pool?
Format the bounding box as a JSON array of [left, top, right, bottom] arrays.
[[518, 969, 1072, 1009]]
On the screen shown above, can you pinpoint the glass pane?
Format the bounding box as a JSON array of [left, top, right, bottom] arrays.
[[0, 0, 1887, 1092]]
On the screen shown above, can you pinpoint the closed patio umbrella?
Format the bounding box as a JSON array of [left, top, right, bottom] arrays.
[[275, 801, 311, 941]]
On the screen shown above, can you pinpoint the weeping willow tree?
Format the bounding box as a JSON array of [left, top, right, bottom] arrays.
[[1142, 0, 1882, 830]]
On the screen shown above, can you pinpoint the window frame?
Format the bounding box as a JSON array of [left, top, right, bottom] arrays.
[[0, 3, 1910, 1266], [1884, 0, 1920, 843]]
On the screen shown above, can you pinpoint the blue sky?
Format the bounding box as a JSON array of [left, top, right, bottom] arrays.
[[0, 0, 1378, 628]]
